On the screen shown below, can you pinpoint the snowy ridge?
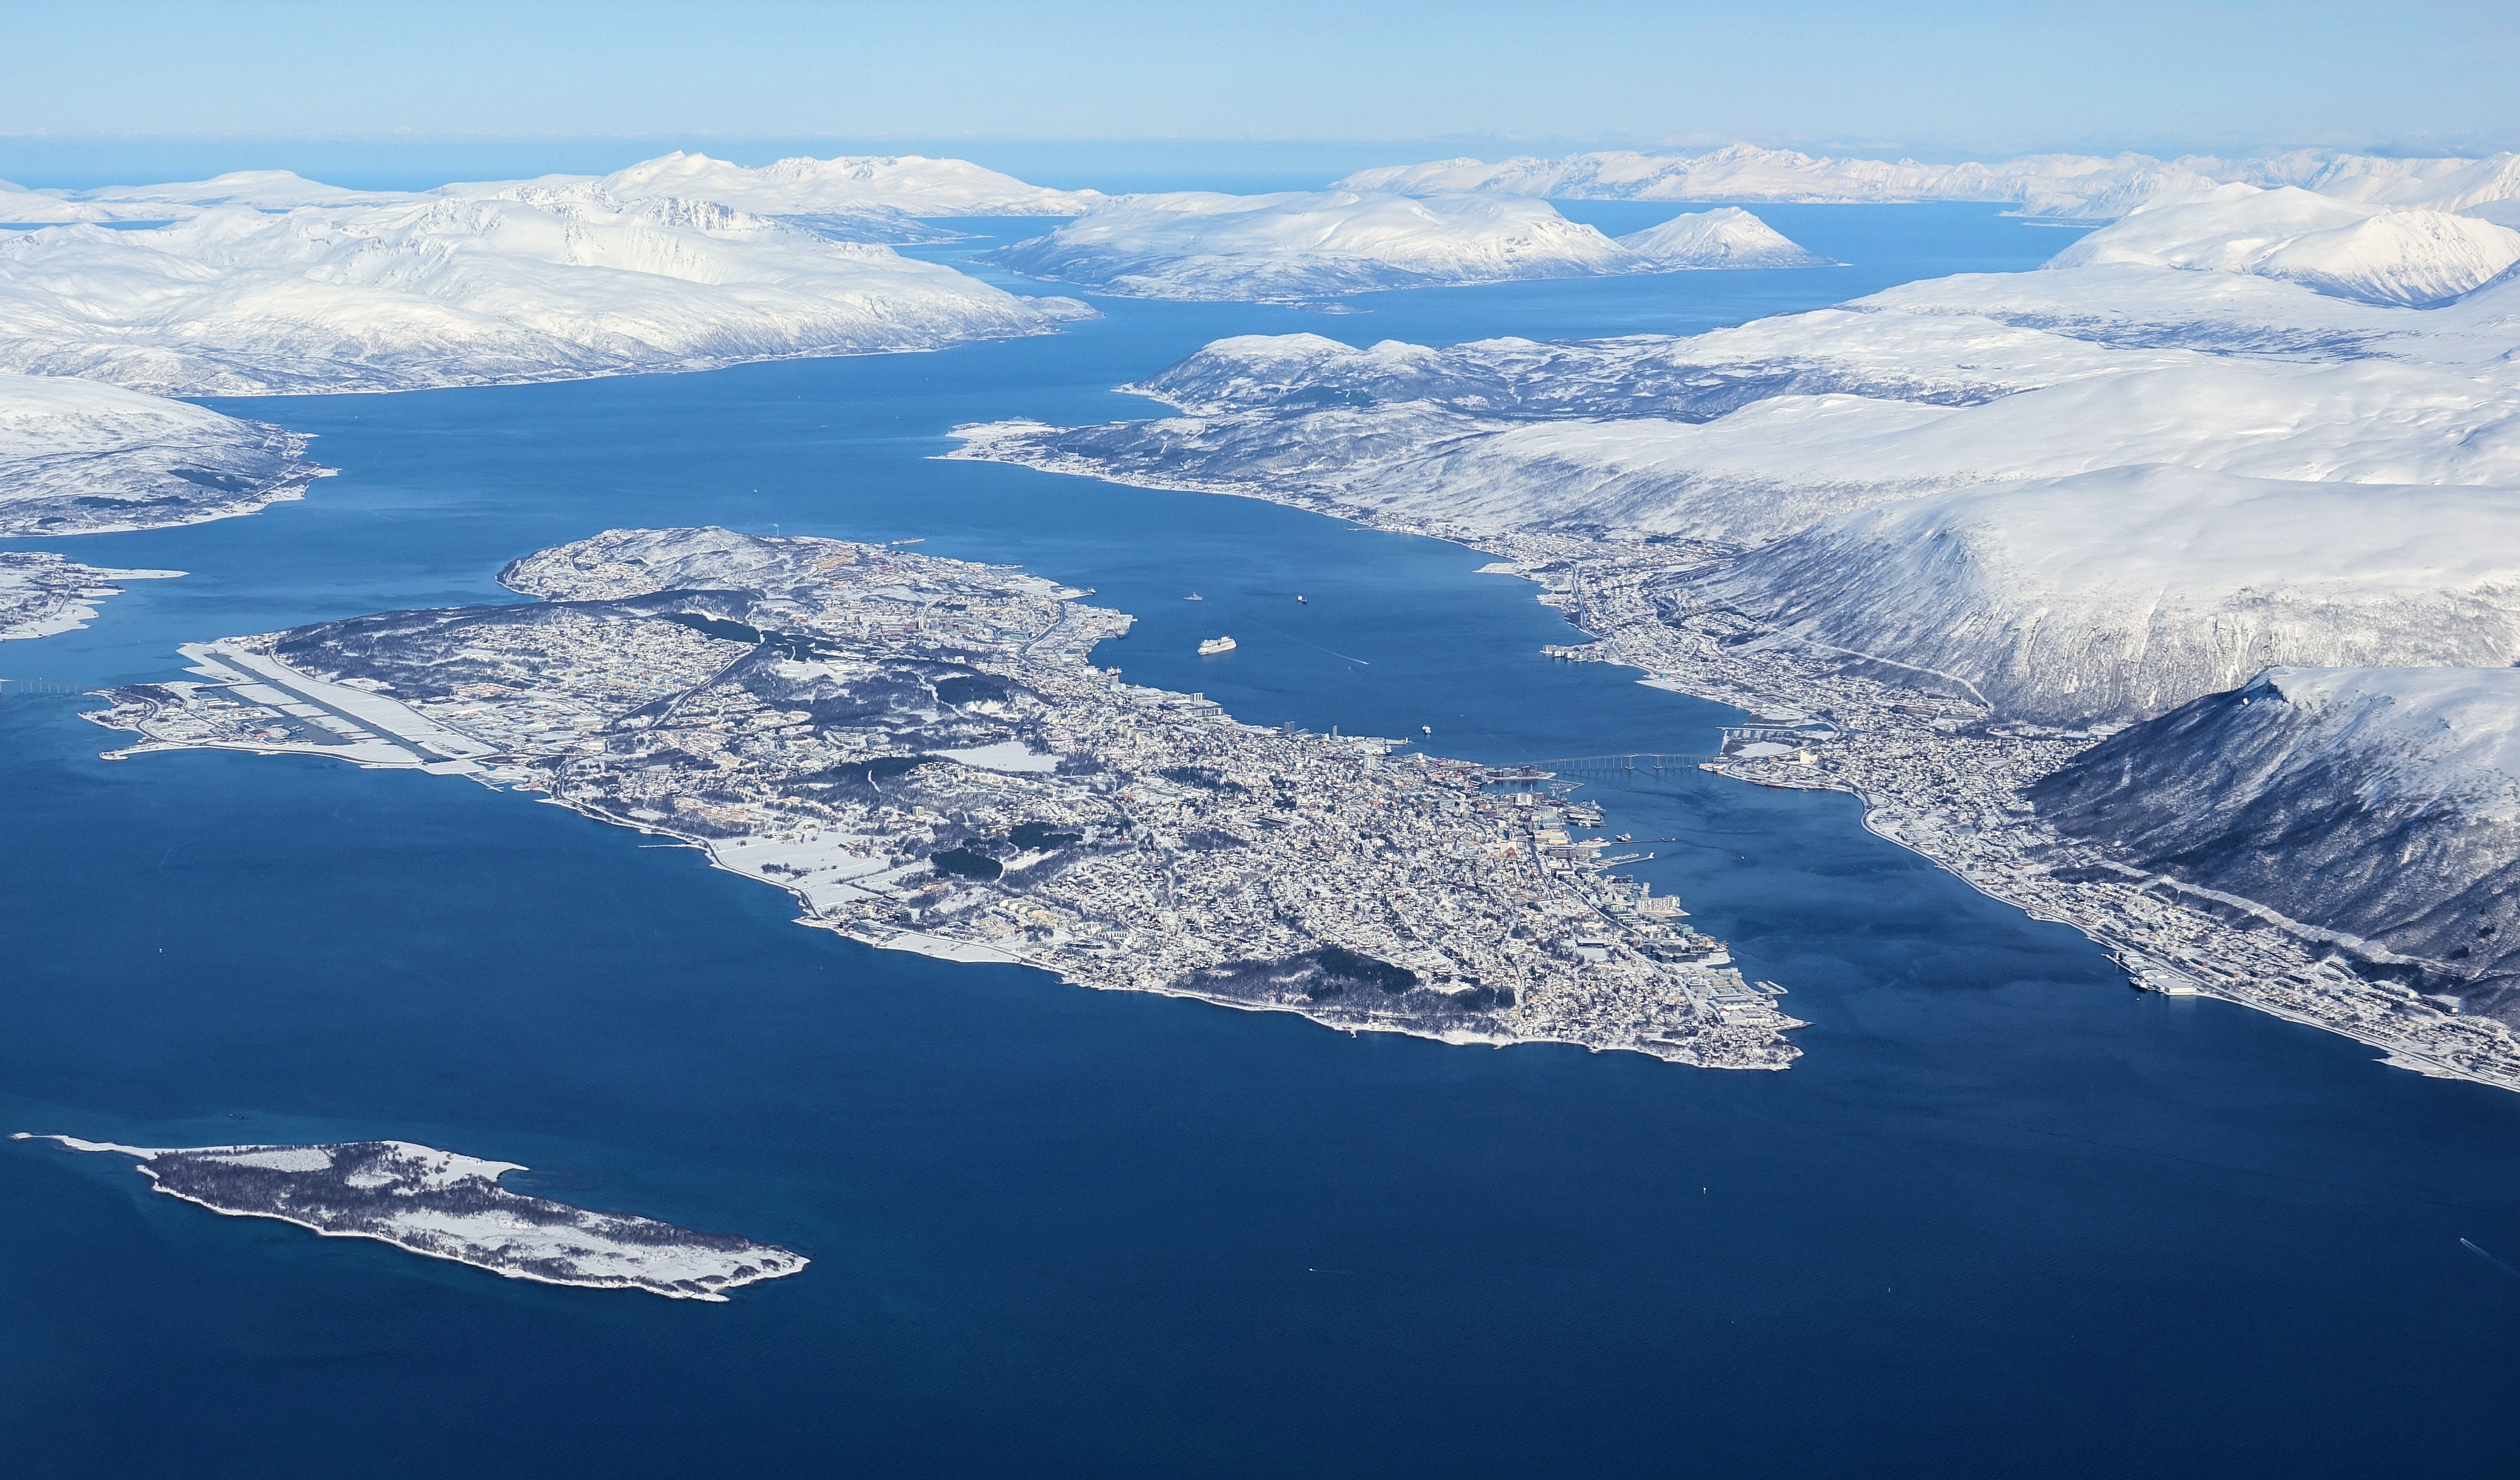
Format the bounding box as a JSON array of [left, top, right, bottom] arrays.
[[60, 169, 416, 212], [2030, 666, 2520, 1015], [4, 170, 420, 221], [0, 372, 326, 535], [969, 296, 2520, 548], [1337, 144, 2520, 223], [1699, 467, 2520, 724], [4, 151, 1102, 229], [2046, 185, 2520, 306], [594, 151, 1103, 218], [0, 186, 1072, 394], [1858, 258, 2520, 361], [977, 192, 1831, 301]]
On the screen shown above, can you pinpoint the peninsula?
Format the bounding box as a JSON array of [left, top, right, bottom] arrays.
[[945, 198, 2520, 1092], [1, 552, 180, 643], [14, 1133, 807, 1301]]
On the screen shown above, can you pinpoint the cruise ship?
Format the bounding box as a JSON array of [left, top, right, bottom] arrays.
[[1197, 635, 1237, 656]]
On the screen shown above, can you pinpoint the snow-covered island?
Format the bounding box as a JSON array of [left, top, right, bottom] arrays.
[[14, 1133, 807, 1301], [979, 191, 1832, 301], [0, 182, 1089, 395], [1339, 143, 2520, 224], [82, 527, 1803, 1070], [948, 186, 2520, 1088]]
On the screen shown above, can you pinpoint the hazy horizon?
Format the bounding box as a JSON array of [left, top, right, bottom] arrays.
[[6, 0, 2515, 193], [5, 130, 2513, 198]]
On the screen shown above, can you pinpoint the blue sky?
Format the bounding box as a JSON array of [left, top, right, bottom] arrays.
[[3, 1, 2514, 181]]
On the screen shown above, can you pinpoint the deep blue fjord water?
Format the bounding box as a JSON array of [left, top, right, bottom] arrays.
[[5, 207, 2517, 1477]]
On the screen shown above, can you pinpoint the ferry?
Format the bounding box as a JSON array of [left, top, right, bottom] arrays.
[[1197, 635, 1237, 656]]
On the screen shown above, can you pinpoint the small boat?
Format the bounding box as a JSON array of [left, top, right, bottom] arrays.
[[1197, 635, 1237, 656], [1296, 595, 1307, 604], [1184, 593, 1204, 601]]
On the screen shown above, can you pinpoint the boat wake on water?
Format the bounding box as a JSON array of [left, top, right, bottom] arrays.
[[2460, 1238, 2520, 1278], [1253, 621, 1369, 667]]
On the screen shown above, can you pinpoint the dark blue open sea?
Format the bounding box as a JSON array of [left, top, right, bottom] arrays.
[[6, 207, 2518, 1477]]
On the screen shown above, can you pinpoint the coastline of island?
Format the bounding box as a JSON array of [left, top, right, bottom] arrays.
[[13, 1133, 809, 1301], [81, 527, 1805, 1072]]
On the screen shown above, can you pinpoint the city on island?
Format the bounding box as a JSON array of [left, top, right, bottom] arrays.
[[81, 526, 1804, 1070]]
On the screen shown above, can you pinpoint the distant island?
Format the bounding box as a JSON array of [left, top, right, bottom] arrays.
[[15, 1133, 806, 1301], [84, 526, 1801, 1070], [979, 191, 1833, 303], [1336, 143, 2520, 223]]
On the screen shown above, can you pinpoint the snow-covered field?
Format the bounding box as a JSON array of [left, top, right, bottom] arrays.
[[0, 185, 1082, 395], [1339, 143, 2520, 223], [978, 191, 1832, 301]]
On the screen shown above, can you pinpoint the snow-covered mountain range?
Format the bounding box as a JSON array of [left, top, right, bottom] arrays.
[[1701, 466, 2520, 724], [590, 151, 1102, 218], [2030, 666, 2520, 1015], [956, 188, 2520, 726], [2046, 184, 2520, 306], [0, 184, 1084, 395], [2, 150, 1102, 229], [1338, 144, 2520, 224], [977, 192, 1833, 301], [2, 168, 396, 222]]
